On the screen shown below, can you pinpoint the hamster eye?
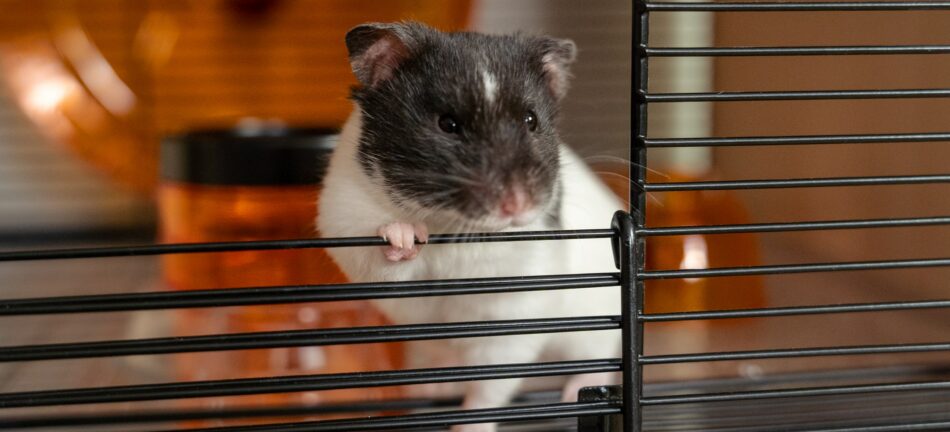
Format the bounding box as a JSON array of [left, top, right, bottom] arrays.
[[524, 110, 538, 132], [438, 114, 461, 134]]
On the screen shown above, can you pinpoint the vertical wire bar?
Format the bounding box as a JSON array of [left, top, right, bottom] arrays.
[[623, 1, 649, 431], [615, 211, 641, 432]]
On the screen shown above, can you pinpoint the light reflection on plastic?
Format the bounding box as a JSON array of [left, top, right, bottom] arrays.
[[24, 77, 73, 113], [54, 20, 136, 116], [680, 234, 709, 283], [3, 49, 81, 139]]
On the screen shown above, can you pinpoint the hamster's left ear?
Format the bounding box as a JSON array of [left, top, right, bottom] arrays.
[[345, 22, 428, 88], [536, 37, 578, 100]]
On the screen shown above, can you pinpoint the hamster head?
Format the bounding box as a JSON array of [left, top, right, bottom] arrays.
[[345, 22, 577, 231]]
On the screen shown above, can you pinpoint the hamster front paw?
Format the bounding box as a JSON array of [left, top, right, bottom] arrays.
[[378, 222, 428, 262]]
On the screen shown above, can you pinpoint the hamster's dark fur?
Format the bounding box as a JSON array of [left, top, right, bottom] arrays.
[[318, 22, 622, 432]]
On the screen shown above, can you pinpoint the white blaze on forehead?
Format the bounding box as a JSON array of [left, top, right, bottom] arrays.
[[481, 69, 498, 105]]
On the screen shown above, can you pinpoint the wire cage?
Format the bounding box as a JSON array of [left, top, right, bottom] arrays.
[[3, 1, 950, 431]]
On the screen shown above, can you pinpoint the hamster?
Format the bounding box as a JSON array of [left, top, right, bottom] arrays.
[[317, 22, 623, 432]]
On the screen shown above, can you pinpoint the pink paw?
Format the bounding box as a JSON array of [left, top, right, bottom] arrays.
[[378, 222, 428, 262]]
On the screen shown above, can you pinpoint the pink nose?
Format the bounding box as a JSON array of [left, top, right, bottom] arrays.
[[500, 187, 531, 217]]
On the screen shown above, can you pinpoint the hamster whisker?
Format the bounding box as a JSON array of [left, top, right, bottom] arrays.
[[577, 154, 671, 179], [589, 170, 664, 208]]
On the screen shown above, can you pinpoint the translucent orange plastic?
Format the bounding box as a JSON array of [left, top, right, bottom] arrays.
[[0, 0, 472, 193], [596, 165, 768, 320], [159, 183, 403, 424]]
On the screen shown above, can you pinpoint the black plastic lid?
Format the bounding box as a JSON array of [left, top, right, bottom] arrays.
[[161, 125, 337, 186]]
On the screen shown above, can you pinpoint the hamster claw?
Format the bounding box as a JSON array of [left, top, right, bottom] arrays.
[[378, 222, 427, 262]]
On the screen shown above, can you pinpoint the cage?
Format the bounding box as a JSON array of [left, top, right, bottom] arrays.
[[1, 1, 950, 431]]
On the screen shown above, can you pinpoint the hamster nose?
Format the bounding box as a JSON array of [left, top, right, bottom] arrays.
[[499, 186, 532, 217]]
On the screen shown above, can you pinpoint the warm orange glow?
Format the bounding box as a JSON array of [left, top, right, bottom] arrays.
[[594, 163, 768, 319], [2, 43, 80, 139], [53, 17, 136, 116], [159, 182, 403, 425]]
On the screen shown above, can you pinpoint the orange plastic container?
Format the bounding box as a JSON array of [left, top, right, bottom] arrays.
[[158, 127, 401, 424], [595, 164, 767, 318]]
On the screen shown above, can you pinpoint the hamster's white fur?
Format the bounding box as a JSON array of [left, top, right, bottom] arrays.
[[318, 108, 623, 432]]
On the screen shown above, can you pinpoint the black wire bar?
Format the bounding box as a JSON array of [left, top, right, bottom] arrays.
[[644, 174, 950, 191], [642, 299, 950, 322], [808, 422, 950, 432], [644, 132, 950, 147], [0, 391, 568, 429], [645, 2, 950, 11], [5, 368, 946, 429], [0, 272, 619, 316], [642, 380, 950, 406], [641, 216, 950, 236], [645, 45, 950, 57], [641, 257, 950, 279], [0, 399, 457, 430], [644, 88, 950, 102], [640, 342, 950, 364], [0, 229, 613, 263], [0, 359, 621, 408], [169, 401, 622, 432], [0, 316, 620, 362]]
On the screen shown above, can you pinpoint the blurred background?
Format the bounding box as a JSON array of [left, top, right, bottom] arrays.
[[0, 0, 948, 429]]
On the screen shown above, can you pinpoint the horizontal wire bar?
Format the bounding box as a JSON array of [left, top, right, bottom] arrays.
[[640, 342, 950, 364], [0, 229, 613, 262], [644, 174, 950, 191], [644, 88, 950, 102], [806, 420, 950, 432], [0, 316, 620, 362], [640, 216, 950, 236], [640, 257, 950, 279], [645, 2, 950, 11], [641, 299, 950, 322], [0, 391, 558, 428], [0, 400, 461, 429], [0, 359, 621, 408], [645, 45, 950, 57], [644, 132, 950, 147], [0, 272, 619, 316], [641, 380, 950, 405], [170, 401, 622, 432]]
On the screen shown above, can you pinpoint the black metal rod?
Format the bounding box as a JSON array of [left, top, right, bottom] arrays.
[[640, 342, 950, 364], [0, 359, 621, 408], [168, 401, 622, 432], [0, 399, 460, 429], [640, 257, 950, 279], [640, 216, 950, 236], [641, 380, 950, 405], [644, 132, 950, 147], [0, 229, 613, 263], [644, 88, 950, 102], [0, 272, 619, 316], [641, 299, 950, 322], [645, 2, 950, 11], [644, 174, 950, 191], [806, 421, 950, 432], [0, 391, 563, 429], [614, 212, 643, 432], [627, 0, 649, 429], [0, 316, 620, 362], [646, 45, 950, 57]]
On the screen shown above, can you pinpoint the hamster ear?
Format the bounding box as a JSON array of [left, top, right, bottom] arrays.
[[537, 37, 577, 100], [345, 23, 423, 88]]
